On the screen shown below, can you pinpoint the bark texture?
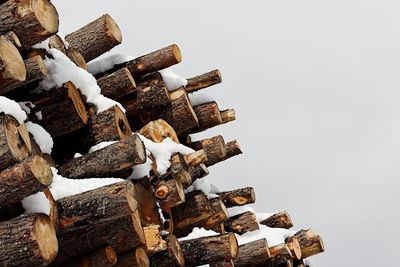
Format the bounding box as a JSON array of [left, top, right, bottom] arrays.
[[217, 187, 256, 208], [97, 67, 136, 99], [233, 238, 271, 267], [224, 211, 259, 235], [185, 69, 222, 93]]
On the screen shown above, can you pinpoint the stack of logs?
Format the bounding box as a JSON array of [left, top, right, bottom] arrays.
[[0, 0, 325, 266]]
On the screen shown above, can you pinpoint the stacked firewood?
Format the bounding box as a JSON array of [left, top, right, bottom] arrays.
[[0, 0, 325, 266]]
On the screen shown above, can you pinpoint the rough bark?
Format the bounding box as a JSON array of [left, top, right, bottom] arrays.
[[116, 247, 150, 267], [62, 246, 117, 267], [0, 213, 58, 266], [59, 134, 146, 179], [143, 224, 167, 255], [217, 187, 256, 208], [65, 14, 122, 62], [191, 102, 222, 133], [189, 163, 209, 181], [269, 244, 293, 266], [188, 135, 226, 166], [180, 233, 238, 267], [224, 211, 259, 235], [0, 0, 59, 48], [209, 260, 234, 267], [48, 34, 67, 54], [29, 82, 88, 138], [225, 140, 243, 160], [166, 152, 191, 186], [154, 176, 185, 212], [150, 235, 185, 267], [260, 211, 293, 229], [185, 69, 222, 93], [43, 188, 58, 229], [233, 238, 271, 267], [97, 67, 136, 99], [285, 237, 302, 261], [0, 36, 25, 94], [138, 119, 179, 143], [0, 155, 52, 209]]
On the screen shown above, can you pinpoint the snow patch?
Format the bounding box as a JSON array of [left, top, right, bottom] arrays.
[[25, 122, 53, 154], [178, 227, 219, 242], [88, 141, 117, 153], [88, 54, 134, 75], [188, 92, 215, 106], [0, 96, 27, 123], [159, 68, 188, 91]]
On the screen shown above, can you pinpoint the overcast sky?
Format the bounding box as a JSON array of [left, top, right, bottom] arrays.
[[53, 1, 400, 266]]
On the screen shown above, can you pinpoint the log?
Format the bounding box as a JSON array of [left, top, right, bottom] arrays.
[[217, 187, 256, 208], [150, 235, 185, 267], [185, 69, 222, 93], [200, 197, 229, 231], [65, 14, 122, 62], [233, 238, 271, 267], [138, 119, 179, 143], [190, 102, 222, 133], [270, 244, 293, 266], [180, 233, 238, 267], [161, 152, 191, 186], [224, 211, 259, 235], [0, 113, 30, 171], [97, 67, 136, 99], [29, 82, 88, 137], [59, 134, 146, 179], [188, 135, 226, 166], [62, 246, 117, 267], [116, 247, 150, 267], [66, 47, 88, 70], [2, 31, 21, 48], [43, 188, 58, 229], [0, 0, 59, 48], [184, 149, 208, 167], [260, 211, 293, 229], [0, 155, 52, 209], [225, 140, 243, 159], [285, 236, 302, 261], [189, 163, 209, 181], [0, 213, 58, 266], [85, 105, 132, 150], [0, 36, 26, 94], [210, 260, 235, 267], [287, 229, 325, 258], [134, 178, 162, 227], [162, 88, 198, 135], [220, 109, 236, 124], [48, 34, 67, 54], [154, 176, 185, 212], [143, 224, 167, 255]]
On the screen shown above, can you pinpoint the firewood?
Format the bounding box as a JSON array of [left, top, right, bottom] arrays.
[[201, 197, 229, 231], [143, 224, 167, 255], [97, 67, 136, 99], [138, 119, 179, 143], [217, 187, 256, 208], [0, 113, 30, 171], [183, 149, 208, 167], [191, 102, 222, 133], [270, 243, 293, 266], [220, 109, 236, 124], [260, 211, 293, 229], [162, 88, 198, 135], [0, 213, 58, 266], [163, 152, 191, 186], [59, 134, 146, 179], [285, 236, 302, 260], [150, 235, 185, 267], [189, 163, 209, 181], [224, 211, 259, 235], [48, 34, 67, 54], [116, 247, 150, 267], [287, 229, 325, 258], [85, 105, 132, 150], [66, 47, 88, 70], [29, 82, 88, 138], [62, 246, 117, 267], [154, 176, 185, 212], [43, 188, 58, 229], [188, 135, 226, 166], [2, 31, 21, 48], [0, 0, 59, 48], [65, 14, 122, 62], [233, 238, 271, 267], [180, 233, 238, 267], [0, 36, 26, 94], [210, 260, 234, 267], [185, 69, 222, 93], [225, 140, 243, 159], [134, 178, 162, 227], [0, 155, 52, 209], [135, 72, 163, 87]]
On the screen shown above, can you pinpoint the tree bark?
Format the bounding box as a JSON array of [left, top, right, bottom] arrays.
[[0, 155, 52, 209], [0, 0, 59, 48], [217, 187, 255, 208], [150, 235, 185, 267], [0, 213, 58, 266], [0, 36, 25, 94], [269, 244, 293, 266], [154, 176, 185, 212], [260, 211, 293, 229], [59, 134, 146, 179], [190, 102, 222, 133], [116, 247, 150, 267], [185, 69, 222, 93], [65, 14, 122, 62], [188, 135, 226, 166], [97, 67, 136, 99], [224, 211, 259, 235], [189, 163, 209, 182], [138, 119, 179, 143], [233, 238, 271, 267], [62, 246, 117, 267], [180, 233, 238, 267]]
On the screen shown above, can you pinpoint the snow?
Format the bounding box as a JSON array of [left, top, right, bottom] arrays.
[[88, 54, 134, 75], [40, 48, 124, 113], [0, 96, 27, 123], [88, 141, 117, 153], [35, 111, 42, 120], [235, 224, 295, 247], [31, 38, 50, 50], [25, 122, 53, 154], [19, 101, 34, 115], [22, 168, 123, 215], [185, 178, 219, 199], [178, 227, 219, 242], [188, 92, 215, 106], [128, 156, 153, 180], [159, 68, 188, 91]]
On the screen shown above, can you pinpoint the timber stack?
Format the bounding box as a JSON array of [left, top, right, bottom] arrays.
[[0, 0, 325, 266]]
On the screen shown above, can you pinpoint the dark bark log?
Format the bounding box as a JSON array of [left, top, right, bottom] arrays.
[[233, 239, 271, 267], [85, 105, 132, 150], [225, 140, 243, 159], [154, 176, 185, 212], [29, 82, 88, 138], [2, 31, 21, 48], [189, 163, 209, 181], [188, 135, 226, 166], [180, 233, 238, 267], [0, 37, 25, 94], [260, 211, 293, 229], [62, 246, 117, 267], [116, 247, 150, 267], [184, 149, 208, 167], [150, 235, 185, 267], [209, 260, 234, 267], [133, 178, 161, 227], [217, 187, 255, 208], [224, 211, 259, 235], [0, 113, 30, 171], [269, 244, 293, 266], [65, 14, 122, 62], [143, 224, 167, 255], [0, 0, 59, 48], [185, 69, 222, 93], [0, 213, 58, 266], [167, 152, 191, 186], [287, 229, 325, 258], [200, 198, 229, 230], [97, 67, 136, 99], [138, 119, 179, 143], [59, 134, 146, 179], [0, 155, 52, 209], [220, 109, 236, 124], [190, 102, 222, 133], [162, 88, 198, 135]]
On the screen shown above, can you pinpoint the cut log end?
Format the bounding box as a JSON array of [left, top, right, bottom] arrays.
[[5, 115, 30, 163], [260, 211, 293, 229], [31, 155, 53, 186], [104, 14, 122, 44], [220, 109, 236, 124], [32, 214, 59, 264], [65, 81, 89, 124], [105, 246, 118, 265], [132, 134, 147, 164], [228, 233, 239, 259], [170, 235, 185, 267], [32, 0, 59, 37], [135, 247, 150, 267], [115, 105, 132, 139], [2, 31, 21, 48], [0, 37, 26, 85], [171, 44, 182, 63], [126, 181, 138, 212], [184, 149, 208, 167], [131, 210, 146, 245]]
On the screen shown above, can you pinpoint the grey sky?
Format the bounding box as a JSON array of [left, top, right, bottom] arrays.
[[53, 1, 400, 266]]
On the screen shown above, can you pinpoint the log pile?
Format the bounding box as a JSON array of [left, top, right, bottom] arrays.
[[0, 1, 325, 266]]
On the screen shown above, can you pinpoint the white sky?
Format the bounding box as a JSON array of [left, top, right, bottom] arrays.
[[53, 1, 400, 266]]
